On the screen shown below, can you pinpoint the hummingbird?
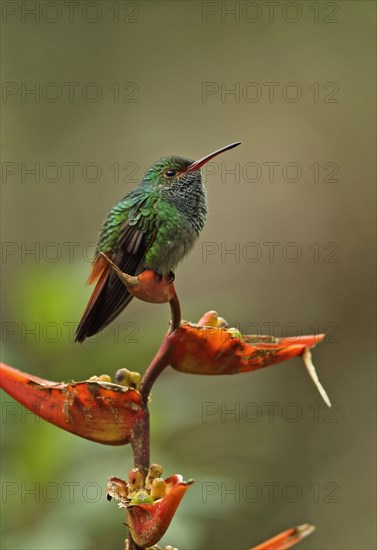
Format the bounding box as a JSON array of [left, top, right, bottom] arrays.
[[75, 142, 241, 342]]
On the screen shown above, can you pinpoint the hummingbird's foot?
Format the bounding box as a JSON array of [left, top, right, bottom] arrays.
[[143, 266, 163, 283], [167, 271, 175, 284]]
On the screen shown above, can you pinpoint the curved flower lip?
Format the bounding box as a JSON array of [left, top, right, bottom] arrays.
[[126, 474, 194, 547], [168, 322, 325, 375], [250, 523, 316, 550], [100, 253, 175, 303], [0, 362, 146, 445]]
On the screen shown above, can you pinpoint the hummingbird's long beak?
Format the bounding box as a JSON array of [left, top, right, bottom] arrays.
[[186, 142, 241, 172]]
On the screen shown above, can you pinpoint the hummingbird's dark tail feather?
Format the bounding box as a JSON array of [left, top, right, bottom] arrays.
[[75, 272, 134, 343], [75, 226, 148, 343]]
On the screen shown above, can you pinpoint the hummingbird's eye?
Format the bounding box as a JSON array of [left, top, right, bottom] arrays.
[[164, 169, 176, 178]]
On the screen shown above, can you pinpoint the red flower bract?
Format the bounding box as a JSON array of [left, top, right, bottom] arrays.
[[99, 254, 176, 304], [167, 321, 325, 375], [0, 362, 146, 445], [126, 474, 194, 547], [250, 523, 316, 550]]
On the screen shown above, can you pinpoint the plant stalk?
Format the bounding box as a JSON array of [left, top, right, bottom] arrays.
[[127, 289, 182, 549]]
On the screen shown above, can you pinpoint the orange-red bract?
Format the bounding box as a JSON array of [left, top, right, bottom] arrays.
[[127, 269, 176, 303], [99, 254, 176, 304], [250, 523, 316, 550], [0, 362, 146, 445], [126, 474, 194, 547], [167, 322, 325, 375]]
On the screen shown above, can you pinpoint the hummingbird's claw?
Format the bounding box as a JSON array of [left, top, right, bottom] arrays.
[[167, 271, 175, 284]]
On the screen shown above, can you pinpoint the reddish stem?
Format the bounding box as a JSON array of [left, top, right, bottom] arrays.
[[130, 409, 150, 478], [140, 290, 181, 405], [127, 538, 143, 550], [140, 334, 173, 406], [127, 289, 181, 549]]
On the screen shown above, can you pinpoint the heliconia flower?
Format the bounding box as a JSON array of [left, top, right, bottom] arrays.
[[249, 523, 316, 550], [167, 311, 331, 407], [100, 253, 175, 304], [168, 322, 323, 374], [0, 362, 146, 445], [125, 474, 194, 548]]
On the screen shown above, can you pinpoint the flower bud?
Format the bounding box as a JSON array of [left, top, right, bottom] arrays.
[[217, 316, 229, 328], [145, 463, 163, 489], [107, 476, 128, 504], [197, 310, 219, 327], [88, 374, 112, 382], [150, 478, 167, 501], [128, 468, 143, 494], [129, 490, 154, 506], [129, 371, 141, 390], [116, 368, 133, 386], [98, 374, 112, 382], [116, 368, 141, 390], [226, 327, 242, 340]]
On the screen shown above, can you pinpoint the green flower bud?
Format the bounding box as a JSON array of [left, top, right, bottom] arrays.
[[129, 490, 154, 506]]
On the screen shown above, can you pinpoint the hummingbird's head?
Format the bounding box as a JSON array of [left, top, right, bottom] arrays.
[[143, 156, 197, 189], [142, 142, 241, 191]]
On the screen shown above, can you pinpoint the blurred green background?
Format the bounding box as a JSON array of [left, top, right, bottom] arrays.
[[1, 1, 376, 549]]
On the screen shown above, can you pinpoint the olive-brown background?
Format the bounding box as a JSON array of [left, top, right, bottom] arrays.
[[1, 1, 375, 549]]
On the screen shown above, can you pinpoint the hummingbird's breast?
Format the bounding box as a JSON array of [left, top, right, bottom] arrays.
[[165, 179, 207, 232], [146, 222, 199, 275], [145, 182, 207, 274]]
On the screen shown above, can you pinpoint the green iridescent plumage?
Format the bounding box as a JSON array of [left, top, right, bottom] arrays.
[[76, 143, 240, 342], [95, 158, 207, 274]]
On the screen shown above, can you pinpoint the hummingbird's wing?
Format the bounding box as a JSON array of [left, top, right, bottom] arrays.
[[75, 195, 158, 343]]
